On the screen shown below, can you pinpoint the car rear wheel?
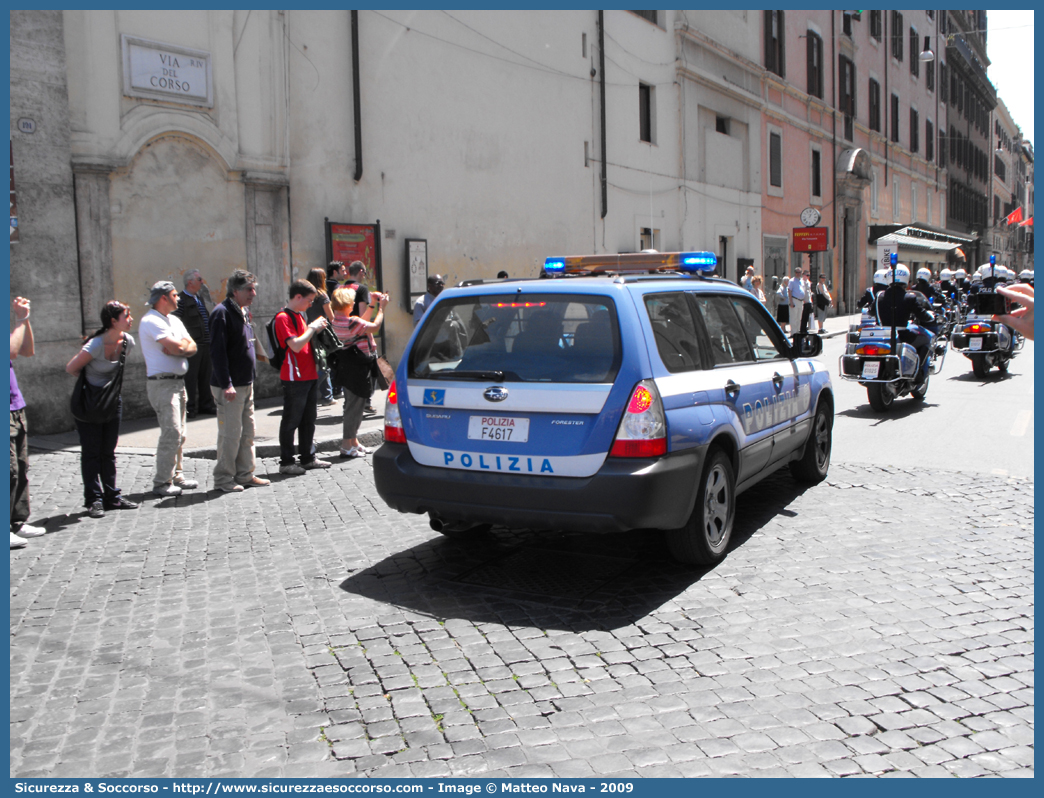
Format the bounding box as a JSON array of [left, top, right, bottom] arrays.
[[790, 400, 832, 483], [666, 449, 734, 566]]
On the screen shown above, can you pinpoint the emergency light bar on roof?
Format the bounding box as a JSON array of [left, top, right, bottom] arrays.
[[543, 251, 718, 276]]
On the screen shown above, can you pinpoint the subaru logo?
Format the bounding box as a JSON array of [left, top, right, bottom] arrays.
[[483, 386, 509, 403]]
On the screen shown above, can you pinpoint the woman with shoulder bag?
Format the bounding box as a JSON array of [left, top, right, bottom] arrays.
[[305, 267, 338, 406], [64, 301, 139, 518], [815, 274, 833, 333], [330, 286, 388, 458]]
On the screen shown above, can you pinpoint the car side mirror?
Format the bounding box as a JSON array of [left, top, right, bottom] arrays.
[[791, 332, 823, 357]]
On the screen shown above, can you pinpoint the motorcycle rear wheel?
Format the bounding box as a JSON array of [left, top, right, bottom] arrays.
[[971, 353, 990, 379], [867, 382, 895, 411], [911, 371, 929, 401]]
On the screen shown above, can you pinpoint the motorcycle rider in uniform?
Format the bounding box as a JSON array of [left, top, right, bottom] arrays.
[[1018, 269, 1033, 287], [874, 264, 938, 385], [914, 267, 944, 306], [857, 269, 889, 310]]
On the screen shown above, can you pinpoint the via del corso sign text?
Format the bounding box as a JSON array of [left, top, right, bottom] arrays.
[[122, 35, 213, 107]]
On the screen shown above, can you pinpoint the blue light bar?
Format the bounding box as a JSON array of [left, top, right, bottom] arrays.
[[543, 258, 566, 274], [679, 251, 717, 273], [990, 255, 996, 265], [890, 253, 898, 266]]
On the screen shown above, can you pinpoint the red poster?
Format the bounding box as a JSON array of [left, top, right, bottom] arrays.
[[329, 223, 377, 291], [793, 227, 828, 252]]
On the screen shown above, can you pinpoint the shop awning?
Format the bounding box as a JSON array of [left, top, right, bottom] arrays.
[[877, 233, 964, 252]]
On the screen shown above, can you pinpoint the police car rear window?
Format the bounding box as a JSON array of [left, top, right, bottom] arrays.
[[408, 294, 620, 383]]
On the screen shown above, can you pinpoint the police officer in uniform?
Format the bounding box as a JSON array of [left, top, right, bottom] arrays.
[[874, 264, 938, 384]]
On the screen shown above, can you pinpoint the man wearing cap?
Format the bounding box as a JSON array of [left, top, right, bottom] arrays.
[[140, 280, 200, 497]]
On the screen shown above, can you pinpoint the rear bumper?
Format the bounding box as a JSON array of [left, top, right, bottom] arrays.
[[372, 443, 704, 533], [951, 332, 1006, 354]]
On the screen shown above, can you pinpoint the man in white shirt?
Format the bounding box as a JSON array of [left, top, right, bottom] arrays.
[[413, 274, 445, 327], [788, 268, 813, 334], [140, 280, 200, 497]]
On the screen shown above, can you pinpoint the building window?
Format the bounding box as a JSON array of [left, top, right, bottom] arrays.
[[891, 12, 904, 61], [994, 194, 1001, 221], [806, 31, 824, 98], [811, 149, 822, 198], [940, 62, 947, 104], [839, 56, 855, 141], [939, 128, 947, 167], [629, 11, 658, 25], [769, 131, 782, 188], [995, 155, 1006, 184], [910, 108, 919, 153], [926, 59, 934, 92], [715, 115, 730, 135], [869, 11, 882, 41], [764, 11, 785, 77], [909, 28, 919, 76], [926, 190, 932, 226], [926, 120, 934, 162], [869, 78, 881, 132], [842, 12, 853, 37], [639, 83, 654, 143], [891, 94, 900, 143]]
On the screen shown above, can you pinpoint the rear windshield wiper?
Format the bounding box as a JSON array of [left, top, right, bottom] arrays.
[[424, 370, 505, 381]]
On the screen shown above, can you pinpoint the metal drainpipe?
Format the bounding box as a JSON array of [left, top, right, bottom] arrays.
[[351, 11, 363, 182], [831, 12, 837, 250], [884, 11, 889, 187], [598, 10, 607, 220]]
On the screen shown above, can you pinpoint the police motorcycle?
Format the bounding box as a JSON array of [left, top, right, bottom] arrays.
[[934, 268, 960, 339], [949, 257, 1023, 378], [840, 258, 944, 411]]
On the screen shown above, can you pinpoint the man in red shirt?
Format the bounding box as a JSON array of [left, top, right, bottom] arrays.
[[275, 280, 332, 475]]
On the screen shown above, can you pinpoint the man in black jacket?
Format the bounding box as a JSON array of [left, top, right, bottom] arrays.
[[174, 269, 218, 417], [208, 270, 270, 492]]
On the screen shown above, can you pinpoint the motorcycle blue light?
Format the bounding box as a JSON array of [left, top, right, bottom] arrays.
[[678, 251, 717, 273], [543, 258, 566, 274], [890, 253, 898, 266], [990, 254, 996, 266]]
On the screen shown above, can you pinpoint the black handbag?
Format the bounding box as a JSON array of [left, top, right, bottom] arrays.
[[70, 339, 127, 424], [328, 342, 375, 399]]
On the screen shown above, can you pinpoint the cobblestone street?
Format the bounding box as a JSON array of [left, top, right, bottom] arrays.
[[10, 450, 1034, 778]]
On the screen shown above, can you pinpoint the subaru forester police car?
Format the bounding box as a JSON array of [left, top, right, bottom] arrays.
[[373, 251, 833, 565]]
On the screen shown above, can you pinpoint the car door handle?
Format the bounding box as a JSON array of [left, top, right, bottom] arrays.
[[724, 380, 740, 397], [772, 372, 784, 390]]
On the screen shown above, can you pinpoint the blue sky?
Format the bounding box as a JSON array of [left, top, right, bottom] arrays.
[[987, 10, 1034, 145]]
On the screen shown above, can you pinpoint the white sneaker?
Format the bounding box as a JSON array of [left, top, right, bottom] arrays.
[[10, 532, 27, 548], [153, 483, 183, 497], [173, 477, 199, 490], [16, 523, 46, 538]]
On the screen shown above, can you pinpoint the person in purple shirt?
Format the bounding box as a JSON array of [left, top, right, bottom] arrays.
[[10, 297, 46, 548]]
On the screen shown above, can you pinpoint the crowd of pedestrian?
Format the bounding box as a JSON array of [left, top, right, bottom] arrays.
[[11, 259, 392, 548]]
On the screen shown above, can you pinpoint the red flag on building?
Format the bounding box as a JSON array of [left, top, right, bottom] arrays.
[[1006, 206, 1023, 225], [1018, 216, 1033, 227]]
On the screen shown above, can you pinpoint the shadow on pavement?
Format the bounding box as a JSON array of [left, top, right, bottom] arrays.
[[339, 468, 813, 632], [837, 399, 940, 422]]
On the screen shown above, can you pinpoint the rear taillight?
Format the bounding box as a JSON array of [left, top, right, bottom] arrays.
[[964, 322, 991, 334], [384, 380, 406, 444], [610, 380, 667, 458], [855, 343, 891, 356]]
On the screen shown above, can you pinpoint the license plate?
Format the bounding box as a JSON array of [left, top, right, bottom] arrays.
[[861, 361, 880, 379], [468, 415, 529, 442], [969, 337, 983, 350]]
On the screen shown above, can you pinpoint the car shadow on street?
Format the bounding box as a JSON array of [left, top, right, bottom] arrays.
[[338, 469, 813, 632]]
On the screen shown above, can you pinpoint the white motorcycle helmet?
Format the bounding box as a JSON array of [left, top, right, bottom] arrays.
[[940, 268, 953, 282], [873, 268, 888, 286], [890, 264, 912, 285], [1019, 269, 1033, 282], [955, 268, 968, 281], [971, 272, 983, 285], [977, 263, 997, 280], [916, 267, 932, 282]]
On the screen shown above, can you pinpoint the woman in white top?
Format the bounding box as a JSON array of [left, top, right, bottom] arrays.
[[64, 301, 138, 518]]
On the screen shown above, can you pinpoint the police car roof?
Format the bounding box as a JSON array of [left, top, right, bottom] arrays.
[[444, 272, 747, 299]]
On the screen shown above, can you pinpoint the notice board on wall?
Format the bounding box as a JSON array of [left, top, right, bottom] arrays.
[[324, 219, 384, 345]]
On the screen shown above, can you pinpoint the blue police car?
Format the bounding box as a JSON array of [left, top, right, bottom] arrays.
[[373, 251, 833, 565]]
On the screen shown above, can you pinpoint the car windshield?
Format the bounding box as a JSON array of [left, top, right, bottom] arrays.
[[408, 293, 621, 383]]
